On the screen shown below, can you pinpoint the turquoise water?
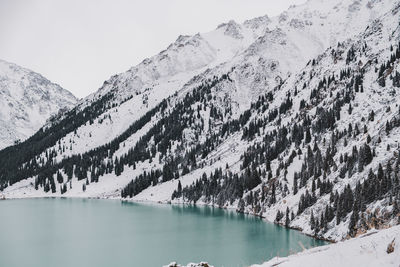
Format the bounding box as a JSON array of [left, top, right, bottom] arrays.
[[0, 198, 326, 267]]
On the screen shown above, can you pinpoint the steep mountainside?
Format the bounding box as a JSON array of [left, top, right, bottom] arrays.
[[1, 0, 400, 244], [0, 60, 77, 149]]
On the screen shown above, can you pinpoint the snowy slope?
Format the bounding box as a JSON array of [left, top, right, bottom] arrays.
[[0, 59, 77, 149]]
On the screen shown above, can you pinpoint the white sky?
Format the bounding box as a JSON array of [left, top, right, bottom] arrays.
[[0, 0, 306, 98]]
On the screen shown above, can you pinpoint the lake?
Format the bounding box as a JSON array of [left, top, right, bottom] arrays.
[[0, 198, 326, 267]]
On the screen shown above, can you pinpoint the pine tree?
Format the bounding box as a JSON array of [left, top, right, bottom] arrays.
[[270, 182, 276, 205], [363, 144, 373, 165], [285, 207, 290, 227], [238, 198, 245, 213], [393, 200, 399, 217], [275, 210, 283, 223], [377, 164, 384, 180], [305, 128, 312, 144], [314, 218, 320, 236], [50, 177, 56, 193], [386, 121, 391, 135], [310, 210, 315, 230], [44, 181, 50, 193], [177, 180, 182, 196], [348, 210, 359, 237], [336, 208, 340, 225], [368, 110, 375, 121], [57, 171, 63, 184], [320, 213, 326, 233], [62, 183, 67, 194]]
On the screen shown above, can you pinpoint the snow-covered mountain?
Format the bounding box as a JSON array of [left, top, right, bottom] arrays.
[[29, 0, 397, 160], [1, 0, 400, 246], [0, 59, 77, 149]]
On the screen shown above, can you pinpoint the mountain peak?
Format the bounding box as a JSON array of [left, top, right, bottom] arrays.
[[175, 35, 192, 44], [0, 59, 77, 149], [243, 15, 271, 30], [216, 20, 244, 39]]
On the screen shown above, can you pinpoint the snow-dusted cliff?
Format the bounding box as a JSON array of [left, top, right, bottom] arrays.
[[0, 59, 77, 149]]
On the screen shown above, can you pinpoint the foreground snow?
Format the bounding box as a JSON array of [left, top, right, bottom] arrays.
[[252, 225, 400, 267]]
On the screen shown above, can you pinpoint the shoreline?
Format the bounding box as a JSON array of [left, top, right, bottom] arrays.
[[1, 194, 335, 243], [126, 198, 335, 243]]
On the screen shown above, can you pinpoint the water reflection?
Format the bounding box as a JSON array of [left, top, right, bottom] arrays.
[[0, 198, 327, 267]]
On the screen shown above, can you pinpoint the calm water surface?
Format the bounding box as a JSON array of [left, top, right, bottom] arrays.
[[0, 198, 326, 267]]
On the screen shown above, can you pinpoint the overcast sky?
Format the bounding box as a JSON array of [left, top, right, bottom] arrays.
[[0, 0, 306, 98]]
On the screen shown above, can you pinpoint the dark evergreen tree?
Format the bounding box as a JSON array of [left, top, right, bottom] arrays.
[[285, 207, 290, 227]]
